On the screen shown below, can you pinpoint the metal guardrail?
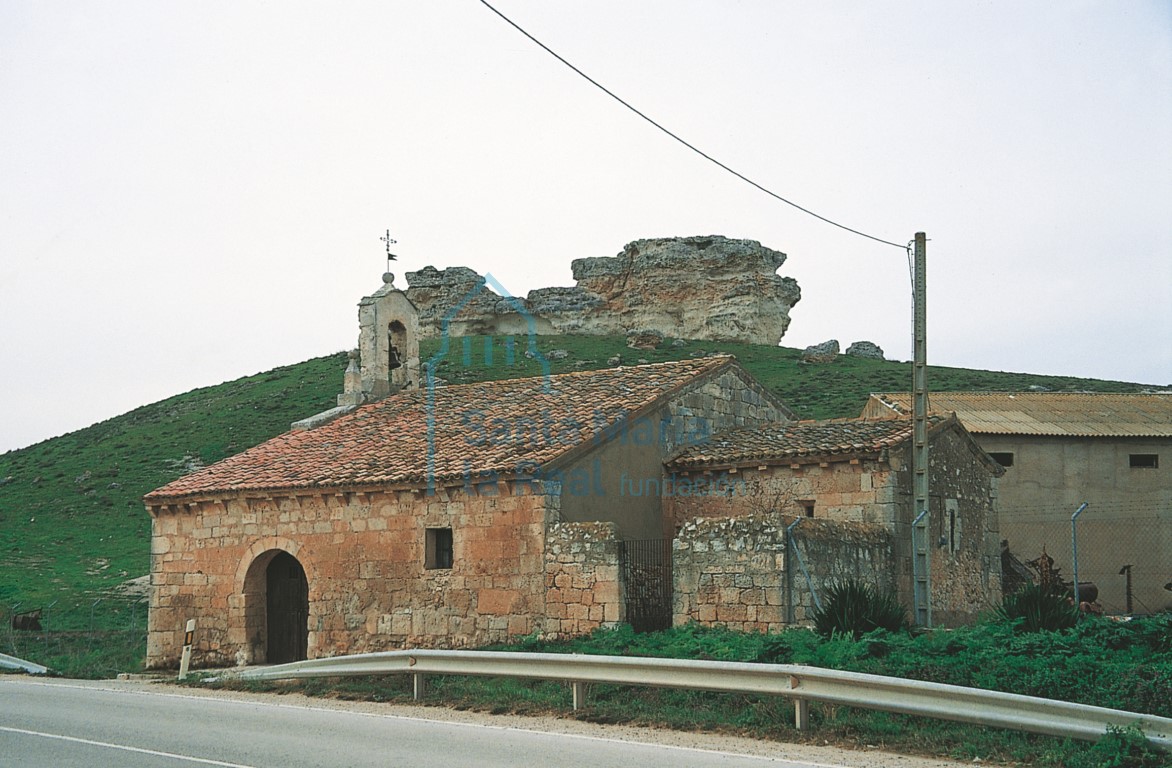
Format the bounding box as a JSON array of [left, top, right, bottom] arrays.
[[225, 649, 1171, 749], [0, 652, 49, 675]]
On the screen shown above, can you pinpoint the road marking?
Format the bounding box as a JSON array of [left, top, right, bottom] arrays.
[[0, 725, 260, 767], [2, 678, 851, 767]]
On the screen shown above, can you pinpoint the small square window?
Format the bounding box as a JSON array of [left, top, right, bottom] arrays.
[[426, 528, 453, 570], [989, 452, 1014, 467], [800, 500, 815, 518], [1129, 454, 1158, 469]]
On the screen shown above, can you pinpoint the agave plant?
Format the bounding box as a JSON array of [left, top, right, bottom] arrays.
[[996, 583, 1079, 632], [811, 579, 908, 640]]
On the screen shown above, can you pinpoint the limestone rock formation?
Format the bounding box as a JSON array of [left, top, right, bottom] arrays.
[[845, 341, 885, 360], [402, 266, 551, 337], [404, 236, 800, 345], [801, 339, 840, 364]]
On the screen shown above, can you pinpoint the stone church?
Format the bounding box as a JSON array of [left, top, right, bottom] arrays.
[[144, 273, 1002, 669]]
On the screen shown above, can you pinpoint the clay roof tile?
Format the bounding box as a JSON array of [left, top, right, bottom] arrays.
[[146, 357, 735, 503]]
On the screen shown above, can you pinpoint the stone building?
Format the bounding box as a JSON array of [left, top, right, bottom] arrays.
[[144, 275, 1004, 669], [143, 274, 791, 667], [864, 392, 1172, 613], [664, 416, 1004, 629]]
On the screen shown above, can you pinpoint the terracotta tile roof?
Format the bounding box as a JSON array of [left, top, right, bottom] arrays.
[[864, 392, 1172, 437], [667, 416, 944, 470], [146, 357, 735, 503]]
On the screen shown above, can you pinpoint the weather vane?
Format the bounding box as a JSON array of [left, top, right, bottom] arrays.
[[380, 229, 398, 274]]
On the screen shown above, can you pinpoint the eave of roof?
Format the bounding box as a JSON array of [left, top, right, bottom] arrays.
[[667, 416, 936, 470]]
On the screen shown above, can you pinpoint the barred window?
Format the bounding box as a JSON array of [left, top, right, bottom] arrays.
[[426, 528, 453, 570]]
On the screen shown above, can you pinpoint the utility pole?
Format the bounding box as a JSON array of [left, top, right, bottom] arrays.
[[911, 232, 931, 627]]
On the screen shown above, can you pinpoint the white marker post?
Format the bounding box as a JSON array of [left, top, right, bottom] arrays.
[[177, 619, 195, 681]]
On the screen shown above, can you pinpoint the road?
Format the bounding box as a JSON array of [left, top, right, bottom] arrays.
[[0, 677, 960, 768]]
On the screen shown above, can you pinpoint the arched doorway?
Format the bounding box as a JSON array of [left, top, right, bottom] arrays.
[[265, 551, 308, 664]]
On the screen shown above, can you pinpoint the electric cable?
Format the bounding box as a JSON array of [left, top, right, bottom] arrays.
[[479, 0, 908, 251]]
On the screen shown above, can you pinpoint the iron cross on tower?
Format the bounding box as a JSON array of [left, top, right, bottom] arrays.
[[380, 229, 398, 274]]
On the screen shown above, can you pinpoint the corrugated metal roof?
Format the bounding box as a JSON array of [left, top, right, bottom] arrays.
[[864, 392, 1172, 437]]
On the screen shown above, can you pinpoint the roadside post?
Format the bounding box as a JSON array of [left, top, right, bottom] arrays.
[[178, 619, 195, 681]]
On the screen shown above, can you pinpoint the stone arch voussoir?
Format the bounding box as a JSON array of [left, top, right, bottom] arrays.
[[232, 535, 319, 664]]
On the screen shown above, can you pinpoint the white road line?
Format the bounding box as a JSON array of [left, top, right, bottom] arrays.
[[1, 678, 848, 767], [0, 725, 260, 768]]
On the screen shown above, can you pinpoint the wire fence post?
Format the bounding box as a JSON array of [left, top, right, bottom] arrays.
[[1071, 502, 1088, 609]]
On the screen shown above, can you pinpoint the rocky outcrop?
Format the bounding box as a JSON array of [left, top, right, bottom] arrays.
[[401, 266, 554, 337], [801, 339, 840, 363], [845, 341, 885, 360], [404, 236, 800, 345]]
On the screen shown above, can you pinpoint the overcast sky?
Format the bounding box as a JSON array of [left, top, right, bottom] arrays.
[[2, 1, 1170, 454]]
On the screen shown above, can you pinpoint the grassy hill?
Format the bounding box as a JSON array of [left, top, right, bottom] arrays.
[[0, 335, 1155, 653]]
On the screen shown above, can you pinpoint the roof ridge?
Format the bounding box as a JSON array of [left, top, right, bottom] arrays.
[[420, 354, 734, 394]]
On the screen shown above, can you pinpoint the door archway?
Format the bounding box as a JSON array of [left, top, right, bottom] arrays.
[[265, 551, 308, 664]]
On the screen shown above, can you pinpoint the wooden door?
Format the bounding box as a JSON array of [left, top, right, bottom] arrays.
[[266, 551, 308, 663]]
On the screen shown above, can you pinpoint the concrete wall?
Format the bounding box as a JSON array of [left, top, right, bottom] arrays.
[[981, 435, 1171, 614]]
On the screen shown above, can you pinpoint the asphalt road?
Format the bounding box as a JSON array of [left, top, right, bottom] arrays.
[[0, 677, 848, 768]]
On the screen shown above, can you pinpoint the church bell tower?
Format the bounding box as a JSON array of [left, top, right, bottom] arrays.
[[338, 271, 420, 406]]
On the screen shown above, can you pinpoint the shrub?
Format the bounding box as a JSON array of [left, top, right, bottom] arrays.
[[1069, 724, 1167, 768], [810, 579, 908, 640], [997, 584, 1079, 633]]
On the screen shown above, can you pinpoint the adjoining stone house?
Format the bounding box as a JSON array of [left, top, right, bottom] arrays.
[[143, 275, 1005, 669], [143, 341, 791, 668], [664, 416, 1004, 630], [863, 393, 1172, 614]]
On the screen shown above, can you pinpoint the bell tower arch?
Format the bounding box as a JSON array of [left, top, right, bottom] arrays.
[[340, 273, 420, 404]]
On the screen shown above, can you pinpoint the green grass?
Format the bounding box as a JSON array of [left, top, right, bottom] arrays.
[[0, 353, 348, 636], [0, 334, 1157, 674]]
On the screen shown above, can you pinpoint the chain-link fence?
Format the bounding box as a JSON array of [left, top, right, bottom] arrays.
[[2, 594, 148, 677], [999, 501, 1170, 615]]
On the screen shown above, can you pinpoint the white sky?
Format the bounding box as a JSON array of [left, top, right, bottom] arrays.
[[1, 1, 1170, 454]]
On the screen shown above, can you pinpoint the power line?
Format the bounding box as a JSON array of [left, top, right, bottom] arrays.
[[479, 0, 908, 251]]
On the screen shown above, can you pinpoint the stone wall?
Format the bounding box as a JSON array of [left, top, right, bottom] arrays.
[[672, 515, 894, 630], [917, 427, 1004, 624], [146, 482, 553, 669], [662, 366, 793, 455], [355, 278, 421, 398], [666, 422, 1003, 626], [404, 236, 801, 345], [663, 459, 898, 536], [543, 521, 625, 636], [672, 515, 787, 632]]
